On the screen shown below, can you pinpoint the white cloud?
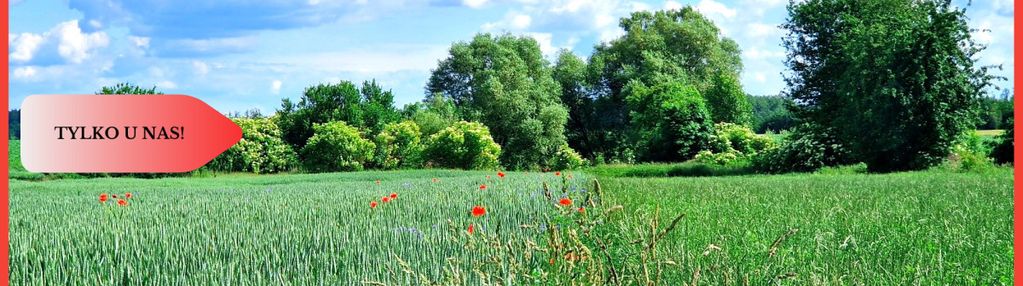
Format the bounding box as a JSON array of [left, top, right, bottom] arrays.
[[743, 46, 785, 60], [128, 36, 150, 49], [192, 60, 210, 77], [13, 66, 37, 79], [663, 1, 683, 11], [526, 32, 556, 56], [53, 20, 110, 64], [155, 80, 177, 89], [9, 32, 44, 62], [695, 0, 736, 19], [271, 80, 283, 94], [753, 72, 766, 83], [512, 13, 532, 29], [746, 22, 783, 39], [463, 0, 488, 9]]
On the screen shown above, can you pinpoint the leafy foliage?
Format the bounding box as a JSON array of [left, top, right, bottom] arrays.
[[550, 144, 585, 170], [209, 118, 297, 174], [97, 83, 163, 95], [300, 121, 375, 172], [990, 116, 1014, 165], [752, 124, 854, 173], [624, 80, 715, 161], [748, 95, 797, 133], [402, 95, 459, 137], [373, 121, 424, 170], [427, 33, 568, 170], [422, 121, 501, 170], [276, 80, 398, 151], [782, 0, 997, 172]]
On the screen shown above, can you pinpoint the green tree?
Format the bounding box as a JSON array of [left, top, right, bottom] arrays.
[[427, 33, 570, 170], [583, 8, 750, 161], [422, 121, 501, 170], [276, 80, 399, 151], [402, 95, 458, 137], [97, 83, 162, 95], [552, 50, 597, 158], [209, 118, 297, 174], [624, 79, 715, 161], [373, 121, 424, 169], [783, 0, 998, 171], [300, 121, 375, 172]]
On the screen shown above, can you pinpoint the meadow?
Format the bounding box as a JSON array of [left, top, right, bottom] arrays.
[[8, 166, 1014, 285]]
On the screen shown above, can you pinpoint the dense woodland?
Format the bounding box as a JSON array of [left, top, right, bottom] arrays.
[[8, 1, 1015, 174]]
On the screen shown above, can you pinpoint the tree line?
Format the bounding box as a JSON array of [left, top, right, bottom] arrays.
[[7, 1, 1014, 173]]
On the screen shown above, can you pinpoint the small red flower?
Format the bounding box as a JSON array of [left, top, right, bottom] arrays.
[[555, 171, 561, 176], [382, 196, 391, 203], [117, 199, 128, 206], [471, 205, 486, 217], [370, 201, 378, 208], [497, 171, 505, 178], [578, 207, 585, 213], [125, 192, 132, 199], [479, 184, 487, 190], [390, 193, 398, 199], [558, 198, 572, 207], [112, 194, 118, 199], [99, 193, 108, 203], [467, 224, 475, 234]]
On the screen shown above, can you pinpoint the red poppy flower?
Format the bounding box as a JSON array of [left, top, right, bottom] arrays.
[[555, 171, 561, 176], [467, 224, 475, 234], [578, 207, 585, 213], [558, 198, 572, 207], [99, 193, 108, 203], [479, 184, 487, 190], [497, 171, 505, 178], [382, 196, 391, 203], [390, 193, 398, 199], [117, 199, 128, 206], [370, 201, 378, 208], [471, 205, 486, 217], [125, 192, 132, 199]]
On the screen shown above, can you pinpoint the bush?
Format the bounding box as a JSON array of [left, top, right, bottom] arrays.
[[752, 124, 853, 173], [300, 121, 375, 172], [693, 150, 741, 166], [373, 121, 424, 169], [423, 121, 502, 170], [990, 118, 1014, 165], [625, 80, 716, 161], [551, 144, 585, 170], [710, 122, 775, 155], [208, 118, 297, 174]]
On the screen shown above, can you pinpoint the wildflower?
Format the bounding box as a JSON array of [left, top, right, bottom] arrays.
[[471, 205, 486, 217], [578, 207, 585, 213], [382, 196, 391, 203], [468, 224, 475, 234], [99, 193, 108, 203], [117, 199, 127, 206], [370, 201, 378, 208], [112, 194, 118, 199], [390, 193, 398, 199], [555, 171, 561, 176], [125, 192, 132, 199], [497, 171, 505, 178], [479, 184, 487, 190], [559, 198, 572, 207]]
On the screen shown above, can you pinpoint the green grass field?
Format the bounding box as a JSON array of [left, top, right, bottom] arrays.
[[8, 165, 1014, 284]]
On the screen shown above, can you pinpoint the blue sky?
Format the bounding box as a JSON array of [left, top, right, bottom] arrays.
[[8, 0, 1015, 113]]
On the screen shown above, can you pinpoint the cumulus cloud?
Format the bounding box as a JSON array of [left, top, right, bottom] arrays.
[[271, 80, 283, 94], [695, 0, 736, 20], [192, 60, 210, 77], [463, 0, 488, 9], [8, 20, 109, 65]]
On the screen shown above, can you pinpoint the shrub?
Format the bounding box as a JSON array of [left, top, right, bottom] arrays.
[[373, 121, 424, 170], [710, 122, 775, 155], [990, 118, 1014, 165], [693, 150, 740, 166], [752, 124, 853, 173], [300, 121, 375, 172], [551, 144, 585, 170], [208, 118, 297, 174], [624, 80, 716, 161], [423, 121, 502, 170]]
